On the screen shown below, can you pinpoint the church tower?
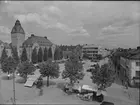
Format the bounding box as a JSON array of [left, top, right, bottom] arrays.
[[11, 20, 25, 56]]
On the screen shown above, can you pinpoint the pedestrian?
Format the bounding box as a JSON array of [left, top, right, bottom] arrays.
[[36, 76, 43, 96]]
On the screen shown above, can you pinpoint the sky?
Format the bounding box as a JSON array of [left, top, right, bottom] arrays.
[[0, 1, 140, 48]]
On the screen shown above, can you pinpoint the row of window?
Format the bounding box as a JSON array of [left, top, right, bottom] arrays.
[[136, 62, 140, 66], [83, 47, 98, 50], [136, 71, 140, 77], [83, 51, 98, 53]]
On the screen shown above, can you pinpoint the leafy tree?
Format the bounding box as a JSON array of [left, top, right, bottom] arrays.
[[20, 47, 28, 62], [48, 47, 52, 59], [0, 47, 8, 64], [62, 53, 84, 85], [90, 63, 116, 90], [97, 54, 103, 60], [17, 61, 35, 82], [31, 47, 38, 64], [43, 47, 48, 61], [1, 56, 17, 79], [39, 60, 60, 87], [54, 47, 59, 60], [59, 50, 63, 59], [83, 53, 89, 59], [38, 47, 43, 62], [11, 46, 19, 64]]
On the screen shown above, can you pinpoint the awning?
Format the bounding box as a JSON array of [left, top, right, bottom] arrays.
[[81, 85, 97, 92]]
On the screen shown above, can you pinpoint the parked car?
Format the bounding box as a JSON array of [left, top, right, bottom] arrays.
[[86, 68, 92, 72], [100, 101, 114, 105]]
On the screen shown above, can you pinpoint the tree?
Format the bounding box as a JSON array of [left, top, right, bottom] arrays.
[[39, 60, 60, 87], [48, 47, 52, 59], [31, 47, 38, 64], [17, 61, 35, 82], [0, 47, 8, 64], [97, 54, 103, 60], [59, 50, 63, 59], [54, 47, 59, 60], [38, 47, 43, 62], [62, 53, 84, 85], [83, 53, 89, 59], [43, 47, 48, 61], [20, 47, 28, 62], [11, 46, 19, 64], [90, 63, 116, 90], [1, 57, 17, 79]]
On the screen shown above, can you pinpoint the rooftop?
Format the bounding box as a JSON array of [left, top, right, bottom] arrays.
[[11, 20, 25, 34], [83, 44, 101, 48], [23, 34, 53, 47]]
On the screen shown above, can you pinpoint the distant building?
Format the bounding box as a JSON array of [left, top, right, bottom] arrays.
[[82, 44, 108, 59], [10, 20, 56, 61], [23, 34, 54, 61], [120, 48, 140, 86]]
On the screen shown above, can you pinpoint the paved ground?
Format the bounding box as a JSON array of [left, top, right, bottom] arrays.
[[0, 59, 139, 105]]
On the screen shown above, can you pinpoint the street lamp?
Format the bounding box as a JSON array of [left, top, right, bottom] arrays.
[[12, 68, 16, 105]]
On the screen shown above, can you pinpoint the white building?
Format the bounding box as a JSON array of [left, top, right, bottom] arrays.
[[82, 44, 109, 59]]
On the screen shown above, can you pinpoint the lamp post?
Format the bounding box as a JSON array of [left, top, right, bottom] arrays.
[[12, 68, 16, 105]]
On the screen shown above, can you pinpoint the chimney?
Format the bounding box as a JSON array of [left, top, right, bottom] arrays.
[[31, 34, 35, 37], [44, 36, 47, 39], [137, 46, 140, 50]]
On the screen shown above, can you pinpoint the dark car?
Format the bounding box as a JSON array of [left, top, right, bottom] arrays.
[[100, 101, 114, 105], [86, 68, 92, 72]]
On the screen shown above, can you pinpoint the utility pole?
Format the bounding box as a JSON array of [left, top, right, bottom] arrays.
[[13, 69, 16, 105]]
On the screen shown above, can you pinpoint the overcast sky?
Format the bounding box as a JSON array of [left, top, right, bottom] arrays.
[[0, 1, 140, 48]]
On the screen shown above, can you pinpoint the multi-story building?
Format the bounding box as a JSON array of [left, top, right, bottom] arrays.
[[82, 44, 108, 59], [23, 34, 54, 61], [120, 47, 140, 86], [10, 20, 56, 61]]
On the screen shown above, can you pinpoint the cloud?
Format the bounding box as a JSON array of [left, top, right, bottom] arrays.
[[68, 27, 90, 37], [0, 26, 10, 34], [0, 1, 140, 47]]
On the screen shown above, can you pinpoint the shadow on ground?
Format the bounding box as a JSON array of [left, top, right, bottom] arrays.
[[42, 80, 56, 86], [1, 75, 14, 80], [56, 82, 65, 90]]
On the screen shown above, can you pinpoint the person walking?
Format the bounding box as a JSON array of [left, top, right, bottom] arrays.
[[36, 76, 43, 96]]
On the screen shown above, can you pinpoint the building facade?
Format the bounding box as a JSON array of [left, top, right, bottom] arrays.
[[11, 20, 25, 56], [10, 20, 56, 61], [82, 44, 107, 59], [23, 34, 55, 61], [120, 49, 140, 86]]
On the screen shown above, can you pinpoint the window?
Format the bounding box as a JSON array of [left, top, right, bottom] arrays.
[[136, 62, 140, 66], [136, 71, 140, 77]]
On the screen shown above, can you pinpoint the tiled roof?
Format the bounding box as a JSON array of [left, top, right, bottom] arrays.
[[23, 34, 53, 47], [123, 49, 140, 60], [11, 20, 25, 34]]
